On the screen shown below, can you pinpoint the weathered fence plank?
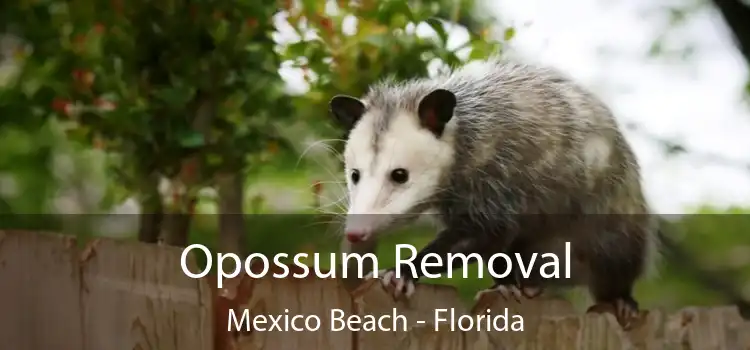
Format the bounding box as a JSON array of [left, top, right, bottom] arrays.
[[0, 231, 212, 350], [268, 278, 747, 350], [472, 293, 578, 349], [666, 306, 750, 349], [350, 279, 489, 350], [79, 238, 212, 350], [2, 230, 749, 350], [215, 264, 354, 350], [0, 230, 83, 349]]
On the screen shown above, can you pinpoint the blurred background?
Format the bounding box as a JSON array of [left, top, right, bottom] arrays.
[[1, 0, 749, 312]]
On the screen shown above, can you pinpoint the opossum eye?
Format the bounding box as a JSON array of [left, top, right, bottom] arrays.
[[390, 168, 409, 184], [350, 169, 360, 184]]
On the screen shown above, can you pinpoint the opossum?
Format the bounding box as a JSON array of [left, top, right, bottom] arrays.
[[328, 57, 660, 329]]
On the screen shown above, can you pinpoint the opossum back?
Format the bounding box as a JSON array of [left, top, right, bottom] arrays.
[[439, 59, 646, 217]]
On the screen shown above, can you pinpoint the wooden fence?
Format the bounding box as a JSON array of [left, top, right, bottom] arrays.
[[0, 230, 748, 350]]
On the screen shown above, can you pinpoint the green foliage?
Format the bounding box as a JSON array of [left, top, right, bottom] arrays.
[[0, 0, 502, 217], [277, 0, 503, 145], [628, 206, 750, 311], [1, 0, 294, 216]]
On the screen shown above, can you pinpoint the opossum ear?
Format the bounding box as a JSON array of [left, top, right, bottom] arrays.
[[417, 89, 456, 137], [329, 95, 365, 130]]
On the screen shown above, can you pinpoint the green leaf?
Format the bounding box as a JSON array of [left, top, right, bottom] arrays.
[[206, 153, 223, 167], [178, 130, 205, 148], [396, 1, 416, 22], [648, 41, 663, 57], [152, 86, 196, 108], [425, 18, 448, 45], [390, 13, 409, 29], [503, 27, 515, 41], [383, 0, 415, 23], [362, 33, 388, 48], [283, 41, 309, 58], [469, 40, 501, 60], [211, 19, 230, 44]]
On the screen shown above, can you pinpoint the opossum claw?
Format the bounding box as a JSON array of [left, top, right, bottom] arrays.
[[502, 285, 523, 302], [474, 284, 524, 303], [586, 298, 641, 330], [380, 268, 417, 300], [474, 288, 495, 302], [405, 281, 416, 298], [520, 286, 543, 299], [363, 269, 387, 280], [381, 269, 395, 287], [615, 298, 641, 330]]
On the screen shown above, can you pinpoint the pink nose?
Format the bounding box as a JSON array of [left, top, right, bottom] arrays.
[[346, 231, 364, 243]]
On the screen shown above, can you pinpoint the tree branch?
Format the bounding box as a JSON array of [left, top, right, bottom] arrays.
[[626, 124, 750, 173]]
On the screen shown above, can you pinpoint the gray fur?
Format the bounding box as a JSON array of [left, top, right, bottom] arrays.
[[363, 57, 656, 219], [338, 56, 660, 325]]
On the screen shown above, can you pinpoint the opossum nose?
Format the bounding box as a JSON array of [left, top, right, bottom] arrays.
[[346, 231, 365, 243]]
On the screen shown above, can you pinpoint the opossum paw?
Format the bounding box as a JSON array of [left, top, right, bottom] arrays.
[[475, 283, 543, 303], [586, 298, 641, 330], [380, 268, 417, 300], [586, 303, 614, 315], [520, 285, 543, 299], [363, 269, 387, 280], [614, 298, 641, 330], [474, 284, 525, 303]]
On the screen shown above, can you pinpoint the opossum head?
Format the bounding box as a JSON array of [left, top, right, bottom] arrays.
[[329, 88, 457, 243]]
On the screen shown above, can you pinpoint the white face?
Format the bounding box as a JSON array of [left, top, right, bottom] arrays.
[[342, 110, 455, 243]]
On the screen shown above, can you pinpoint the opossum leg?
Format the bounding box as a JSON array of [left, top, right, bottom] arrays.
[[586, 298, 640, 328], [587, 285, 641, 330], [475, 284, 520, 303], [474, 283, 543, 303], [585, 228, 646, 330], [478, 249, 544, 303], [378, 269, 416, 299], [380, 228, 474, 300], [514, 268, 545, 298], [478, 257, 521, 302]]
